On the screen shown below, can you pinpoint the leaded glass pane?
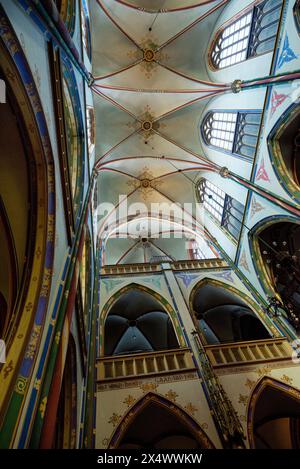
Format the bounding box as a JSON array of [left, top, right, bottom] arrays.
[[202, 111, 261, 159], [211, 0, 282, 69]]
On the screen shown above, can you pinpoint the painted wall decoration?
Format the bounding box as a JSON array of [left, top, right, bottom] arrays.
[[0, 6, 56, 448], [255, 158, 270, 182], [270, 89, 288, 117], [277, 35, 298, 69]]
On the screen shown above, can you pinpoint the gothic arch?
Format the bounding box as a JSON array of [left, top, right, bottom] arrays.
[[99, 283, 186, 356], [0, 7, 55, 424], [268, 102, 300, 201], [249, 214, 300, 297], [189, 277, 272, 343], [108, 392, 215, 449], [61, 56, 85, 224], [247, 377, 300, 448]]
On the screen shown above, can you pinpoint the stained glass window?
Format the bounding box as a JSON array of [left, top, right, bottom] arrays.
[[198, 179, 244, 240], [210, 0, 282, 69], [202, 111, 261, 159]]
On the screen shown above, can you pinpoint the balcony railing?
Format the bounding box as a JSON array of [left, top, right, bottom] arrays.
[[97, 348, 195, 381], [205, 338, 292, 368], [101, 258, 227, 276], [172, 259, 226, 270]]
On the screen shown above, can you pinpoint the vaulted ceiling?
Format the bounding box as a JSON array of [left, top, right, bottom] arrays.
[[90, 0, 229, 264]]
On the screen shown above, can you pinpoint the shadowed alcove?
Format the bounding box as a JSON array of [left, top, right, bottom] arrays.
[[248, 378, 300, 449], [191, 281, 270, 344], [109, 393, 214, 449], [104, 288, 179, 356]]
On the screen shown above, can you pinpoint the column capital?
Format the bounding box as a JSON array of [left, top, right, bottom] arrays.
[[231, 79, 242, 93]]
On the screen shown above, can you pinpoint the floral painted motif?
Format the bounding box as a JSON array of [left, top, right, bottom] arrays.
[[184, 402, 198, 415], [176, 272, 199, 288], [108, 413, 122, 427], [270, 90, 288, 116], [123, 395, 136, 408], [165, 390, 178, 402], [238, 394, 248, 406], [239, 250, 250, 273], [256, 159, 270, 182], [250, 196, 265, 217]]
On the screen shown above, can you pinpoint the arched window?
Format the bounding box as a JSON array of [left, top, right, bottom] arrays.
[[197, 179, 244, 240], [61, 60, 84, 221], [202, 111, 262, 159], [210, 0, 282, 69]]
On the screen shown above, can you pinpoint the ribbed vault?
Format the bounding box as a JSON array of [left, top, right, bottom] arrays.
[[91, 0, 230, 263]]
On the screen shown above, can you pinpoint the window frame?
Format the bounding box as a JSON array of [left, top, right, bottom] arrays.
[[200, 109, 262, 161], [197, 178, 245, 242], [208, 0, 283, 70]]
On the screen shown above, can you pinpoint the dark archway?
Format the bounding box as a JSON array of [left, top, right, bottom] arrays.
[[0, 69, 34, 339], [248, 377, 300, 449], [278, 107, 300, 188], [191, 280, 270, 344], [109, 393, 214, 449], [268, 103, 300, 199], [257, 221, 300, 331], [104, 288, 179, 356]]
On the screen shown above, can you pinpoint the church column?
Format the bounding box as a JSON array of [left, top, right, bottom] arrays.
[[29, 171, 97, 448], [161, 262, 246, 448], [17, 0, 91, 84]]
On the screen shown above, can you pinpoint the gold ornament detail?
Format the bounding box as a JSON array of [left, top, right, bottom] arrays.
[[184, 402, 198, 415], [238, 394, 248, 406], [39, 396, 48, 419], [139, 382, 158, 393], [25, 324, 41, 359], [108, 412, 122, 427], [127, 166, 163, 201], [165, 390, 178, 402], [255, 366, 271, 377], [280, 374, 293, 385], [127, 36, 170, 78], [244, 378, 256, 390], [102, 437, 110, 447], [123, 394, 136, 408], [15, 377, 27, 395]]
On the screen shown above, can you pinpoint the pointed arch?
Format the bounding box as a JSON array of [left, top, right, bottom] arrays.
[[99, 282, 186, 355], [268, 101, 300, 201], [189, 277, 266, 322], [189, 277, 272, 343], [247, 377, 300, 448], [108, 392, 215, 449], [0, 6, 55, 440], [249, 214, 300, 298]]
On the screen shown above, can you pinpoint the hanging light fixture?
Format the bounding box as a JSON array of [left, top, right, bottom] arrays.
[[261, 234, 300, 331]]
